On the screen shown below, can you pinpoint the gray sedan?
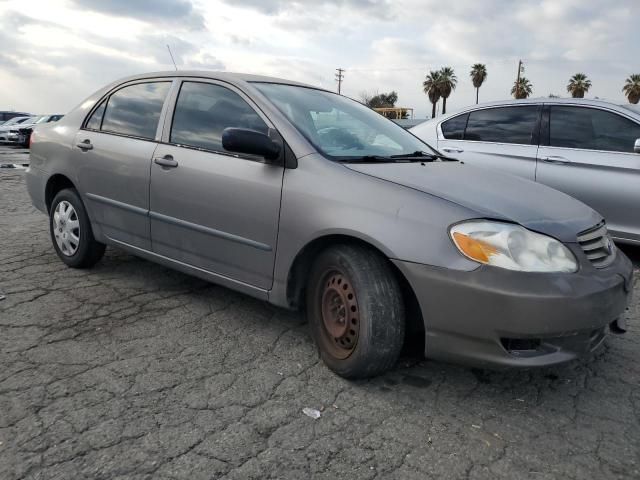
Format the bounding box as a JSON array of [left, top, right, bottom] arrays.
[[411, 99, 640, 245], [25, 72, 633, 378]]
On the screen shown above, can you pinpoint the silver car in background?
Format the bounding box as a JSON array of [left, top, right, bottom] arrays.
[[26, 72, 633, 378], [411, 99, 640, 245], [0, 116, 33, 142]]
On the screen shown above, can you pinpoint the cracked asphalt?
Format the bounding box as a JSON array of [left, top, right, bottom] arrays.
[[1, 155, 639, 479]]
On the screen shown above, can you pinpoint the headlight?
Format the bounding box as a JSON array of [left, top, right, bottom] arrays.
[[450, 220, 577, 273]]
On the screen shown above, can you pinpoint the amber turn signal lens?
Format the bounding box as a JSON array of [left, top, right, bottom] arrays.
[[452, 232, 498, 263]]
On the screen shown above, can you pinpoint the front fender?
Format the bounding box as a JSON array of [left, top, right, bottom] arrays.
[[268, 154, 480, 308]]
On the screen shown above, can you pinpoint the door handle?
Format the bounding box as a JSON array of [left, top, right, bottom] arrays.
[[76, 140, 93, 150], [154, 155, 178, 168], [442, 148, 464, 154], [541, 156, 570, 165]]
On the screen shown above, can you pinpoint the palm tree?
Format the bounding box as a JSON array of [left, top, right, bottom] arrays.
[[511, 77, 533, 99], [470, 64, 487, 104], [566, 73, 592, 98], [623, 74, 640, 104], [438, 67, 457, 114], [423, 70, 442, 119]]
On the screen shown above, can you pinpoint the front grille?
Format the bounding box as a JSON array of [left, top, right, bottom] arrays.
[[577, 222, 616, 268]]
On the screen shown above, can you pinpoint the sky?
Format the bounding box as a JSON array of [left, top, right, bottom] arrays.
[[0, 0, 638, 118]]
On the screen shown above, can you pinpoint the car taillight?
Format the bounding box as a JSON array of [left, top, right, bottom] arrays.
[[29, 130, 35, 148]]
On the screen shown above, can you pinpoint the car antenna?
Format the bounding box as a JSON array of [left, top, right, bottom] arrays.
[[166, 44, 178, 71]]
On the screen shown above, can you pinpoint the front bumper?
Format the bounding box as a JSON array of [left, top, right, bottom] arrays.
[[394, 246, 634, 368]]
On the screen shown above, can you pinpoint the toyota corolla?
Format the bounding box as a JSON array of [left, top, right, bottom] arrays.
[[26, 72, 633, 378]]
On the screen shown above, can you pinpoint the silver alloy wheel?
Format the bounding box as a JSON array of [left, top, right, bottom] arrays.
[[53, 200, 80, 256]]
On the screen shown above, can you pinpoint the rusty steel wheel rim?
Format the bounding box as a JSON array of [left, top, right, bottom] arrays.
[[320, 271, 360, 359]]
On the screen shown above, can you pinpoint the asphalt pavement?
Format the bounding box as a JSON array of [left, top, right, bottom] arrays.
[[0, 146, 638, 479]]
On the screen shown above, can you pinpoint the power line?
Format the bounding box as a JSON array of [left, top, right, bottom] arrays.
[[335, 68, 345, 94]]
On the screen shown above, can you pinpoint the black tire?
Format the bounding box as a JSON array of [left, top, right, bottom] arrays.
[[306, 244, 405, 379], [49, 188, 105, 268]]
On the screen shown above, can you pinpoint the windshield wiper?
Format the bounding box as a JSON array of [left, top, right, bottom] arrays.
[[338, 155, 395, 163], [390, 151, 458, 162]]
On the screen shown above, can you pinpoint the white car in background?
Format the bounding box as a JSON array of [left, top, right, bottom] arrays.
[[410, 98, 640, 244], [16, 114, 65, 146], [0, 116, 34, 142]]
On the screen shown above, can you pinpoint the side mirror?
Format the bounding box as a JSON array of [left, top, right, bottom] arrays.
[[634, 138, 640, 154], [222, 128, 281, 162]]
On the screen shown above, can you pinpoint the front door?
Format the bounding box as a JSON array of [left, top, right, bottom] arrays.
[[438, 105, 541, 181], [149, 80, 284, 289], [536, 105, 640, 242], [73, 81, 172, 250]]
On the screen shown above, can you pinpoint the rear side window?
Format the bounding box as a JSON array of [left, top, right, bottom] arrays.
[[464, 106, 538, 144], [550, 106, 640, 153], [170, 82, 268, 152], [100, 82, 171, 139], [441, 113, 468, 139]]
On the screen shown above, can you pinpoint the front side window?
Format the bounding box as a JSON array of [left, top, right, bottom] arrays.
[[170, 82, 268, 152], [253, 83, 434, 160], [101, 82, 171, 139], [550, 106, 640, 153], [441, 113, 468, 140], [465, 106, 539, 145]]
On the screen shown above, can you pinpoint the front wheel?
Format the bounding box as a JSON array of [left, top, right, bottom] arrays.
[[50, 188, 105, 268], [306, 245, 405, 378]]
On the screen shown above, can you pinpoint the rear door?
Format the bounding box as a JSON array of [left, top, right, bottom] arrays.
[[536, 104, 640, 242], [437, 105, 541, 180], [149, 80, 284, 289], [73, 80, 173, 250]]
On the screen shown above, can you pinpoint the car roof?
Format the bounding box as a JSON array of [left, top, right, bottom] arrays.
[[468, 97, 637, 109], [112, 70, 323, 91], [425, 97, 640, 124]]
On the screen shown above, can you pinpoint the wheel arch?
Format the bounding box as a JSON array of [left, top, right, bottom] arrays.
[[285, 233, 425, 344], [45, 174, 77, 213]]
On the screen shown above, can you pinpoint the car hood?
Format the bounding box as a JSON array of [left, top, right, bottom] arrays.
[[345, 162, 602, 242]]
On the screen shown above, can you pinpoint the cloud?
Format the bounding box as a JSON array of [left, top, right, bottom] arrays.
[[0, 0, 638, 117], [222, 0, 391, 16], [70, 0, 206, 30]]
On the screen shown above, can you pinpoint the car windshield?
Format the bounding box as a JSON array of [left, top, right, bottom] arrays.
[[3, 117, 27, 126], [253, 83, 435, 161]]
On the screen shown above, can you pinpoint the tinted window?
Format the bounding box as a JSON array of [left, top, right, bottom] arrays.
[[85, 102, 106, 130], [441, 113, 468, 139], [171, 82, 268, 152], [465, 106, 538, 144], [550, 106, 640, 153], [101, 82, 170, 139]]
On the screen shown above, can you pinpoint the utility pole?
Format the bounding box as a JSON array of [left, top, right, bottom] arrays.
[[515, 59, 524, 98], [335, 68, 345, 94]]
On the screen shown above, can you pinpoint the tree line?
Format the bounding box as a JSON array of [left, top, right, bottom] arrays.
[[421, 66, 640, 118]]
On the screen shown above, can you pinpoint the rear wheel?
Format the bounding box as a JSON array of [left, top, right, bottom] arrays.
[[50, 189, 105, 268], [306, 245, 405, 378]]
